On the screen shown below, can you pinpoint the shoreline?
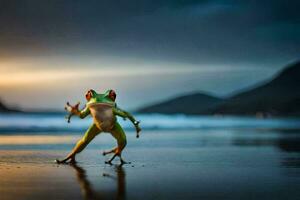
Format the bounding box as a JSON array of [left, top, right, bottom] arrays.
[[0, 128, 300, 200]]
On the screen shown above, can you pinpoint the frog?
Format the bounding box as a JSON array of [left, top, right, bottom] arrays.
[[55, 89, 141, 165]]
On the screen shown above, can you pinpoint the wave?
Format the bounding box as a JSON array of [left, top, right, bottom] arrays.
[[0, 113, 300, 134]]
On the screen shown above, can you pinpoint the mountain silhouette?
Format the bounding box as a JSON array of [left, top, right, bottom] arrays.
[[212, 61, 300, 116], [0, 100, 19, 112], [137, 61, 300, 116], [137, 93, 224, 114], [0, 101, 10, 112]]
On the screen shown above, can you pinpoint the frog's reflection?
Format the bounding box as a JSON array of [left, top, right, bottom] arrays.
[[70, 163, 126, 200]]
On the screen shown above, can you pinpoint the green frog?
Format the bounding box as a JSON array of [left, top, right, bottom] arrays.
[[56, 89, 141, 165]]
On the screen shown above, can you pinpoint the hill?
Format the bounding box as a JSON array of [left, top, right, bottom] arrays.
[[137, 61, 300, 116], [212, 61, 300, 116], [0, 100, 19, 112], [0, 101, 9, 112], [137, 93, 224, 114]]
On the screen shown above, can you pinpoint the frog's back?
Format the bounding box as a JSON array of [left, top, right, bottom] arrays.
[[88, 102, 116, 132]]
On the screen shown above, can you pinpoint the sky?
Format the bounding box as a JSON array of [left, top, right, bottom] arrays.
[[0, 0, 299, 110]]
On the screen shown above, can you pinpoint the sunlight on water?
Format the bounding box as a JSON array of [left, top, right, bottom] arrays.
[[0, 135, 77, 145]]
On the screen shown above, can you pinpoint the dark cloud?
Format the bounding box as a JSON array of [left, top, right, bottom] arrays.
[[0, 0, 299, 66]]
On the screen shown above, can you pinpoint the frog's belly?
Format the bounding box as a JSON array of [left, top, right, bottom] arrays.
[[88, 103, 116, 132]]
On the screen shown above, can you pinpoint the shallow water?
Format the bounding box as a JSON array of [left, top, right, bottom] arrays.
[[1, 113, 300, 133], [0, 128, 300, 199]]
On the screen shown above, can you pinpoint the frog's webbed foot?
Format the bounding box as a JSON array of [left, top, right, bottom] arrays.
[[55, 155, 76, 165], [105, 153, 131, 165], [105, 153, 117, 164], [55, 159, 67, 164]]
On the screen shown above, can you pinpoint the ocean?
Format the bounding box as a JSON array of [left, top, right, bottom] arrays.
[[0, 113, 300, 134]]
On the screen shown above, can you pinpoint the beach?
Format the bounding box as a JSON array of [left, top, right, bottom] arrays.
[[1, 126, 300, 200], [1, 1, 299, 199]]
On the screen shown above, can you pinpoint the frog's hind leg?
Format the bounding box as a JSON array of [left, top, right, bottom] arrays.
[[106, 122, 130, 165], [56, 124, 101, 164]]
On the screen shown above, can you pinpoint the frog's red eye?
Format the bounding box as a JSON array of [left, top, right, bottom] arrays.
[[109, 90, 116, 101], [85, 89, 93, 99]]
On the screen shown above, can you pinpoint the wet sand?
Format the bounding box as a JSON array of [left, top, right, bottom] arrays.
[[0, 129, 300, 200]]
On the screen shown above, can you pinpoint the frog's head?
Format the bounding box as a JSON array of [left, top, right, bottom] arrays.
[[85, 89, 116, 103], [105, 89, 116, 101], [85, 89, 97, 101]]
